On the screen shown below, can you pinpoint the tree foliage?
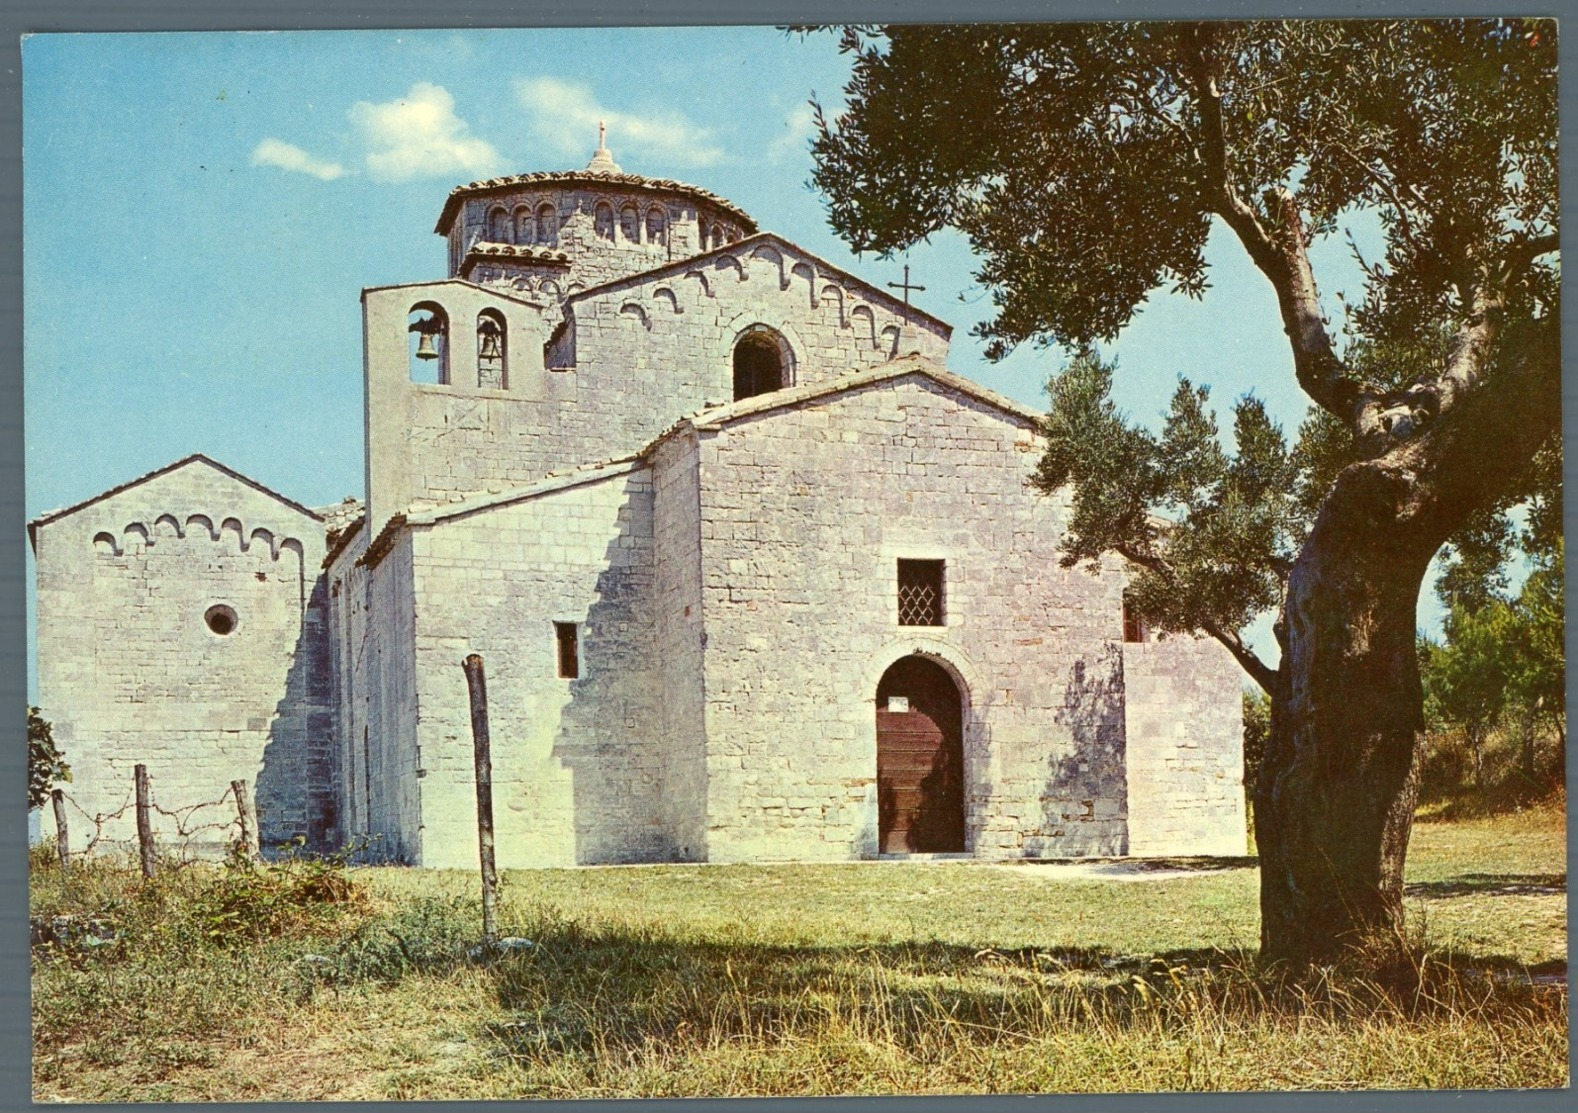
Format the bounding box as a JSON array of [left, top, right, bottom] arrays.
[[812, 18, 1559, 690], [28, 707, 70, 811]]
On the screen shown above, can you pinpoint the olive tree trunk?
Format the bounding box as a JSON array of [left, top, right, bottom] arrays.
[[1253, 330, 1560, 971], [1254, 470, 1432, 969]]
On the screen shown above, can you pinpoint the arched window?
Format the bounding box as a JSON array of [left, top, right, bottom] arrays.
[[514, 206, 534, 244], [536, 202, 558, 247], [476, 309, 507, 390], [593, 201, 615, 241], [712, 224, 725, 250], [646, 205, 667, 246], [732, 326, 792, 401], [619, 204, 640, 243], [408, 302, 449, 385], [486, 206, 510, 243]]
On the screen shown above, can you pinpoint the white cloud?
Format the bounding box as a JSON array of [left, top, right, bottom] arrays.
[[348, 82, 500, 183], [766, 102, 818, 164], [515, 76, 723, 168], [249, 138, 347, 181]]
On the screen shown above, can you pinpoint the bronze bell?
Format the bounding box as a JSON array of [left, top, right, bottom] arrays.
[[478, 325, 502, 362], [414, 331, 440, 361]]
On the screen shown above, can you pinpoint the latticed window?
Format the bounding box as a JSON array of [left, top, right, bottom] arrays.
[[897, 559, 945, 626]]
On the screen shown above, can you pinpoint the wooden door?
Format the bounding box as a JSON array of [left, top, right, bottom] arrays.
[[876, 656, 964, 853]]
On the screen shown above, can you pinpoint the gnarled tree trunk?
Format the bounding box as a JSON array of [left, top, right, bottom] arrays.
[[1254, 329, 1560, 970], [1254, 464, 1432, 969]]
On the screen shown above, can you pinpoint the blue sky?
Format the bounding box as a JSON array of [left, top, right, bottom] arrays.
[[23, 26, 1426, 685]]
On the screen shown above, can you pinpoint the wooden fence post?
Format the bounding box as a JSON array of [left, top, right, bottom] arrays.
[[462, 654, 499, 949], [134, 763, 155, 880], [231, 779, 257, 860], [50, 788, 69, 876]]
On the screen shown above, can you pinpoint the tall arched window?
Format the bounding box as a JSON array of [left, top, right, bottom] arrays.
[[514, 206, 534, 244], [408, 302, 449, 385], [711, 224, 725, 250], [619, 204, 640, 243], [732, 326, 793, 401], [593, 201, 615, 241], [486, 206, 510, 242], [536, 202, 558, 247], [646, 205, 667, 246], [476, 309, 507, 390]]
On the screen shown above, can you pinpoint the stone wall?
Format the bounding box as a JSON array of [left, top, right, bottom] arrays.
[[363, 241, 950, 543], [650, 433, 709, 860], [1122, 637, 1248, 856], [326, 525, 425, 862], [677, 371, 1133, 862], [394, 465, 669, 869], [32, 458, 331, 854]]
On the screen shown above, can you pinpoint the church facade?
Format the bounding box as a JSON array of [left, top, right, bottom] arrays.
[[30, 139, 1247, 868]]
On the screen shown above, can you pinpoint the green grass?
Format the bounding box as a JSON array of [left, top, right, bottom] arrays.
[[31, 804, 1567, 1101]]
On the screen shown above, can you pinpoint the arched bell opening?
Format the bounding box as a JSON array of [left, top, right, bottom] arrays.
[[875, 655, 966, 854], [408, 302, 449, 385], [731, 325, 794, 401], [476, 308, 507, 390]]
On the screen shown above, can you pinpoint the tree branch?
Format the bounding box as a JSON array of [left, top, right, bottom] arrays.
[[1180, 25, 1382, 436], [1117, 541, 1280, 695]]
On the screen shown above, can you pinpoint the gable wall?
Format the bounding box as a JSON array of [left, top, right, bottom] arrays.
[[688, 376, 1133, 862], [401, 468, 668, 868], [33, 464, 331, 854]]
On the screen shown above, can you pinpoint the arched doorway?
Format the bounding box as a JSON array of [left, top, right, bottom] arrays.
[[876, 655, 965, 853]]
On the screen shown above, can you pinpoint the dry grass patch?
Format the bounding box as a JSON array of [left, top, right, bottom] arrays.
[[31, 806, 1567, 1100]]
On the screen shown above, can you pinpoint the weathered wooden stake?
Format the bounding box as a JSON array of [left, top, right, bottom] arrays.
[[50, 788, 70, 876], [463, 654, 499, 948], [231, 779, 257, 860], [134, 763, 156, 880]]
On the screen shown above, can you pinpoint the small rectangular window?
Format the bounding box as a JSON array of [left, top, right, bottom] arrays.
[[897, 559, 945, 626], [1122, 594, 1148, 643], [554, 622, 580, 679]]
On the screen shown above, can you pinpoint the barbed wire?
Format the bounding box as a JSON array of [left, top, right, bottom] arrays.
[[45, 779, 246, 866]]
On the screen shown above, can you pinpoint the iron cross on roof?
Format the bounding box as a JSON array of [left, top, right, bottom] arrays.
[[886, 264, 925, 321]]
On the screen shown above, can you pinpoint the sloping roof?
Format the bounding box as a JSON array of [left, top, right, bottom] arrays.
[[562, 232, 954, 337], [434, 170, 758, 236], [356, 457, 644, 571], [662, 352, 1043, 439], [28, 454, 324, 547]]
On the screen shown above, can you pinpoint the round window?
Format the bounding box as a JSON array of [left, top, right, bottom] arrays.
[[205, 604, 238, 636]]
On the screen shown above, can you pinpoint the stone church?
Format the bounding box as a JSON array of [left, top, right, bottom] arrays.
[[30, 137, 1246, 869]]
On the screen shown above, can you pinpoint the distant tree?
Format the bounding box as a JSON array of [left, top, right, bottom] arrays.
[[1241, 688, 1272, 801], [812, 20, 1559, 969], [28, 707, 70, 811]]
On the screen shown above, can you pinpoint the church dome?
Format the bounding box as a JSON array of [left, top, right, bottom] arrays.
[[436, 127, 757, 296]]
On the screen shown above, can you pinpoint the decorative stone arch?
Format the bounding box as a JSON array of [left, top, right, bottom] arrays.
[[646, 204, 668, 246], [592, 199, 616, 241], [486, 205, 511, 243], [513, 204, 535, 244], [722, 317, 802, 400], [536, 202, 559, 247], [619, 202, 641, 243]]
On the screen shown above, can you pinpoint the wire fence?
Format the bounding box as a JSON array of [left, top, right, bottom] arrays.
[[40, 765, 258, 875]]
